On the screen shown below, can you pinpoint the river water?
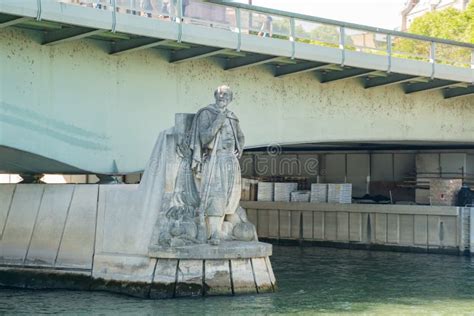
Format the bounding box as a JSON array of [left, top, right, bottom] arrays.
[[2, 246, 474, 315]]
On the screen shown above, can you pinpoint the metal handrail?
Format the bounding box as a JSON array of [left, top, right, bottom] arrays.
[[56, 0, 474, 70], [205, 0, 474, 50]]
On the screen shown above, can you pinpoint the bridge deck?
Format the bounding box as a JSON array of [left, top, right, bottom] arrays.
[[1, 0, 473, 99]]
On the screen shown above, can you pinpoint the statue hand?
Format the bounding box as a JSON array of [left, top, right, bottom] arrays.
[[234, 149, 241, 159]]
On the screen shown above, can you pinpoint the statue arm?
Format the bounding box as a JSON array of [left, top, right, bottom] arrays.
[[198, 110, 226, 146], [236, 121, 245, 158]]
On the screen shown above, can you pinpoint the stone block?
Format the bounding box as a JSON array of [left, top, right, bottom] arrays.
[[26, 185, 74, 266], [257, 210, 269, 238], [265, 256, 276, 287], [440, 216, 457, 247], [290, 211, 301, 239], [96, 184, 145, 256], [414, 215, 428, 246], [361, 213, 375, 243], [268, 210, 279, 238], [428, 216, 440, 246], [336, 212, 349, 241], [149, 241, 272, 260], [0, 184, 15, 238], [150, 259, 178, 299], [313, 211, 324, 240], [230, 258, 256, 294], [324, 212, 337, 241], [387, 214, 399, 244], [204, 259, 232, 296], [91, 254, 156, 298], [279, 210, 291, 238], [349, 212, 361, 242], [375, 213, 387, 243], [56, 185, 98, 269], [175, 259, 203, 297], [92, 254, 157, 283], [302, 211, 313, 239], [399, 214, 414, 246], [252, 257, 272, 293], [0, 184, 45, 264]]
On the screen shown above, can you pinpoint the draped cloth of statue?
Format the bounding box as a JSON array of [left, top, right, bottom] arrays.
[[189, 104, 245, 218]]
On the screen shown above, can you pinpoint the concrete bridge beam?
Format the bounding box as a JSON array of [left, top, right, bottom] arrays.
[[42, 26, 106, 46], [170, 46, 228, 63], [110, 37, 172, 55], [0, 15, 30, 28], [317, 68, 375, 84], [224, 54, 280, 71], [443, 85, 474, 99], [403, 79, 459, 94], [273, 61, 331, 78], [363, 73, 418, 89]]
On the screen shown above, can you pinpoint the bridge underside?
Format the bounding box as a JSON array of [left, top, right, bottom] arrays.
[[1, 5, 474, 174]]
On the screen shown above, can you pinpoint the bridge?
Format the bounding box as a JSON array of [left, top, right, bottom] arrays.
[[1, 0, 474, 174]]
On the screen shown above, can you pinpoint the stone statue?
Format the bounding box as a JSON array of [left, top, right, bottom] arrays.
[[151, 85, 257, 248]]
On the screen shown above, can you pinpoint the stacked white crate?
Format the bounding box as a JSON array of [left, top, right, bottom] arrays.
[[290, 191, 311, 202], [327, 183, 352, 204], [310, 183, 328, 203], [257, 182, 274, 201], [274, 183, 298, 202]]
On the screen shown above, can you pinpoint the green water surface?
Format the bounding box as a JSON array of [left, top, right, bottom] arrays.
[[1, 246, 474, 315]]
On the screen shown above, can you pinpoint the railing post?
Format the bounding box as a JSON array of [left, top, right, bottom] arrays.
[[290, 17, 295, 60], [177, 0, 183, 43], [36, 0, 42, 21], [471, 49, 474, 84], [235, 8, 241, 52], [339, 26, 345, 67], [471, 49, 474, 69], [430, 41, 436, 79], [387, 34, 392, 74], [111, 0, 117, 33]]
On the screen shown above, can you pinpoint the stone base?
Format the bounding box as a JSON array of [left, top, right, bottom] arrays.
[[150, 256, 276, 298], [149, 241, 276, 297]]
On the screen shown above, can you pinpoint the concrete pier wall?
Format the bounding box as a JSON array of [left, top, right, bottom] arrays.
[[0, 184, 98, 269], [0, 184, 275, 297], [242, 201, 472, 254]]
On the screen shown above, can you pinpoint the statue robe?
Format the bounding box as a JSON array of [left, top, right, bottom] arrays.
[[189, 105, 245, 217]]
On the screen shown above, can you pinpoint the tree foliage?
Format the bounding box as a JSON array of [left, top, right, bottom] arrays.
[[394, 3, 474, 65]]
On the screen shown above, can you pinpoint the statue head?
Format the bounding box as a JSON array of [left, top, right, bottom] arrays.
[[214, 85, 233, 110]]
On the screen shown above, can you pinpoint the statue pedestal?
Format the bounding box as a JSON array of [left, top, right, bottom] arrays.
[[148, 241, 276, 298]]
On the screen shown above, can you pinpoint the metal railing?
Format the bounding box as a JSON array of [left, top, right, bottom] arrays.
[[59, 0, 474, 69]]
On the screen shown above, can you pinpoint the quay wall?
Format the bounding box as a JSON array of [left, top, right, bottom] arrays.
[[242, 201, 472, 254]]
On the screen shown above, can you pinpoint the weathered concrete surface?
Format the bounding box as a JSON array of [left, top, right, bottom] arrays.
[[0, 185, 276, 297], [0, 184, 44, 264], [243, 201, 462, 253], [0, 267, 91, 290], [25, 185, 74, 266], [54, 185, 98, 269], [175, 260, 203, 297], [252, 257, 273, 293], [204, 259, 232, 296], [231, 259, 256, 294], [149, 241, 272, 259], [96, 184, 151, 256], [0, 184, 15, 238], [1, 27, 474, 174], [150, 259, 178, 299]]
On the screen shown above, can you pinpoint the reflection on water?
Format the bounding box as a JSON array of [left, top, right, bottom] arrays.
[[2, 246, 474, 315]]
